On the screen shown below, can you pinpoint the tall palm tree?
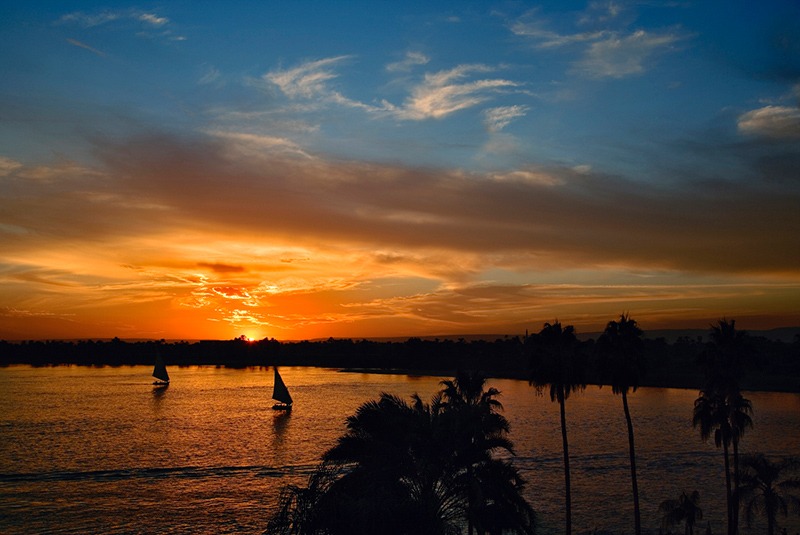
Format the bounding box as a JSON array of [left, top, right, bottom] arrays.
[[659, 490, 703, 535], [596, 313, 646, 535], [697, 319, 756, 535], [728, 391, 754, 535], [736, 454, 800, 535], [701, 319, 753, 394], [693, 389, 753, 535], [528, 321, 585, 535]]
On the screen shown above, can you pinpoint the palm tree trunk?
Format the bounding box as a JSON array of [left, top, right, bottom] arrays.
[[559, 393, 572, 535], [468, 465, 474, 535], [722, 439, 733, 535], [731, 438, 741, 535], [622, 391, 641, 535], [766, 498, 775, 535]]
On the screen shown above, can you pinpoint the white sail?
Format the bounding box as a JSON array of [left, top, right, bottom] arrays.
[[272, 367, 292, 405], [152, 354, 170, 383]]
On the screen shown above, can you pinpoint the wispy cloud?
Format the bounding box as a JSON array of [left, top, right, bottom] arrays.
[[386, 51, 430, 72], [66, 38, 106, 57], [577, 1, 625, 26], [511, 8, 685, 79], [59, 9, 168, 28], [58, 11, 121, 28], [265, 56, 351, 99], [198, 66, 222, 86], [206, 130, 313, 159], [58, 9, 183, 41], [484, 105, 530, 132], [575, 30, 682, 79], [395, 65, 520, 120], [511, 20, 607, 49], [264, 58, 519, 121], [138, 13, 169, 26], [0, 157, 23, 177]]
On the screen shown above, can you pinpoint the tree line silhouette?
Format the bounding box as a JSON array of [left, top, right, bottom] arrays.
[[2, 324, 799, 392], [262, 317, 800, 535]]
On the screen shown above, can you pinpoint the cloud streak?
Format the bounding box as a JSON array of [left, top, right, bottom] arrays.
[[66, 38, 107, 57], [396, 65, 520, 120], [264, 57, 521, 121], [265, 56, 352, 100], [511, 8, 685, 79], [575, 30, 682, 79]]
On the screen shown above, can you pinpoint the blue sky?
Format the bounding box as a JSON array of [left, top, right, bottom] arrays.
[[1, 1, 799, 340]]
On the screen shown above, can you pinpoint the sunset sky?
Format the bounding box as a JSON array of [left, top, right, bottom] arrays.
[[2, 1, 799, 341]]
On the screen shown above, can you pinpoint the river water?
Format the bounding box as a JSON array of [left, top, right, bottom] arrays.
[[1, 365, 798, 534]]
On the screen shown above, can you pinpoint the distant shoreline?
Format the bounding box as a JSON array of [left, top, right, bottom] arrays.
[[3, 332, 799, 393]]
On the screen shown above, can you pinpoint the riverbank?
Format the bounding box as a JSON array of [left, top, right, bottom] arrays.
[[2, 334, 798, 392]]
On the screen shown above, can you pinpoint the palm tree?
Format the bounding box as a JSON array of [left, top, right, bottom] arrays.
[[736, 454, 800, 535], [693, 390, 753, 535], [268, 382, 536, 535], [659, 490, 703, 535], [528, 321, 585, 535], [322, 392, 451, 534], [596, 313, 646, 535], [697, 319, 756, 535], [701, 319, 753, 394], [439, 372, 515, 534], [266, 461, 343, 535]]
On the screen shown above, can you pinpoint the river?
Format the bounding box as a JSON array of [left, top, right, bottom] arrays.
[[1, 365, 798, 534]]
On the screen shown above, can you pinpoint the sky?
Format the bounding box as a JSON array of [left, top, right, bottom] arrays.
[[1, 1, 799, 341]]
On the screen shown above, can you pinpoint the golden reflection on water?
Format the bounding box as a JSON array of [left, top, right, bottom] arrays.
[[0, 365, 798, 535]]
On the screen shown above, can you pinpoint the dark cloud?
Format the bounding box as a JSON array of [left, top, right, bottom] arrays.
[[197, 262, 245, 274], [5, 127, 798, 279], [83, 129, 800, 276]]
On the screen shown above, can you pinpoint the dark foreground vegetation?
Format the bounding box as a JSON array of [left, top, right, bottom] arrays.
[[2, 324, 799, 392], [267, 372, 536, 535]]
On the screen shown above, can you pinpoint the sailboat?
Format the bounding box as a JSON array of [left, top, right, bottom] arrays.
[[152, 353, 170, 386], [271, 367, 293, 410]]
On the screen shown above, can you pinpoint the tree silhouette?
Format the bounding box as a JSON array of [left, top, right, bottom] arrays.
[[265, 461, 343, 535], [439, 372, 516, 534], [528, 321, 585, 535], [596, 313, 645, 535], [659, 490, 703, 535], [735, 454, 800, 535], [693, 390, 753, 535], [267, 378, 535, 534], [696, 319, 756, 535]]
